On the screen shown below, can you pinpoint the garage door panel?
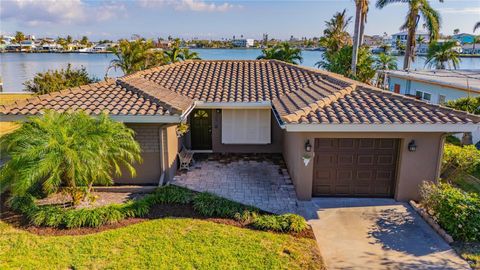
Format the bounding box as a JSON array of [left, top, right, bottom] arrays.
[[313, 138, 398, 197]]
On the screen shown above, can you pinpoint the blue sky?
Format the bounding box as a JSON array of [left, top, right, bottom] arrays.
[[1, 0, 479, 40]]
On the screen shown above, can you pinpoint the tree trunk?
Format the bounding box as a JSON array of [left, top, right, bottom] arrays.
[[403, 26, 416, 70], [351, 2, 362, 76], [359, 12, 366, 46]]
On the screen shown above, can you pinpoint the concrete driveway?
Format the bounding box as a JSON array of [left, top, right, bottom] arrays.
[[300, 198, 470, 270]]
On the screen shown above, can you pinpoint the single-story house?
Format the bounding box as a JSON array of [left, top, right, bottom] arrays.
[[1, 60, 479, 201]]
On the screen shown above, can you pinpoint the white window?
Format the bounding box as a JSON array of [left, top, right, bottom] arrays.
[[221, 109, 271, 144], [415, 90, 432, 102]]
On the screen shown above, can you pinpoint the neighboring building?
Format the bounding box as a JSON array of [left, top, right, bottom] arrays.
[[452, 33, 475, 44], [92, 43, 114, 52], [385, 69, 480, 144], [1, 60, 478, 201], [416, 39, 462, 54], [462, 43, 480, 54], [232, 39, 255, 48], [391, 31, 429, 48]]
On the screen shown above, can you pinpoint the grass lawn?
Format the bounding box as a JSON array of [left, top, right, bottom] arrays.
[[0, 218, 323, 270]]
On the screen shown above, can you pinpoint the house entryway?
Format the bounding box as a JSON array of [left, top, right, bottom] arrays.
[[171, 154, 298, 214], [190, 109, 212, 150]]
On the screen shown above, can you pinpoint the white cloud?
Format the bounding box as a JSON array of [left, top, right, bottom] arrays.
[[438, 7, 480, 15], [138, 0, 240, 12], [0, 0, 126, 26]]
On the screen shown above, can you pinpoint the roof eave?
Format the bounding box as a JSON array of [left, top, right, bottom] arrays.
[[0, 114, 182, 124]]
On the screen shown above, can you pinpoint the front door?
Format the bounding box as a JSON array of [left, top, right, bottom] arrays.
[[190, 109, 212, 150]]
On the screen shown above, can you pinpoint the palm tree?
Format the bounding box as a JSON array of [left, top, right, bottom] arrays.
[[474, 22, 480, 32], [0, 111, 141, 205], [374, 53, 398, 87], [164, 46, 184, 63], [376, 0, 443, 70], [107, 39, 165, 76], [181, 48, 201, 60], [13, 31, 25, 51], [425, 40, 461, 69], [352, 0, 369, 76], [80, 36, 89, 46], [256, 42, 303, 64], [320, 9, 353, 54]]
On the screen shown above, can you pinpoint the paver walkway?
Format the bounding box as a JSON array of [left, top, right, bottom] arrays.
[[302, 198, 470, 270], [171, 155, 298, 214]]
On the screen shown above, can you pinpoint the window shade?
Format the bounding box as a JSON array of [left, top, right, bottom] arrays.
[[221, 109, 271, 144]]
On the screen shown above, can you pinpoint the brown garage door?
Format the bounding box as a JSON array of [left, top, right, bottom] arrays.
[[313, 138, 399, 197]]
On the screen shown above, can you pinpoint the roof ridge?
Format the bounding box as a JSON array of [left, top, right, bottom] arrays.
[[0, 79, 116, 111], [117, 76, 194, 115]]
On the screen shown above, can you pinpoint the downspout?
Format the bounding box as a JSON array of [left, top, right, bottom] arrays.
[[434, 133, 449, 183], [158, 125, 166, 186]]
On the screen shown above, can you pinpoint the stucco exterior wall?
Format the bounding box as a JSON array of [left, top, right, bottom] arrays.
[[114, 124, 163, 185], [283, 132, 446, 201], [164, 125, 180, 181]]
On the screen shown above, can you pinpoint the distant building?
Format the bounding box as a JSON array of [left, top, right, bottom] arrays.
[[452, 33, 475, 44], [385, 69, 480, 144], [391, 31, 429, 48], [232, 39, 255, 48], [462, 43, 480, 54]]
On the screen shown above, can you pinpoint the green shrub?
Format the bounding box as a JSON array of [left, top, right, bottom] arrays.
[[420, 182, 480, 241], [193, 192, 258, 218], [251, 214, 308, 233], [149, 185, 194, 204], [442, 144, 480, 182]]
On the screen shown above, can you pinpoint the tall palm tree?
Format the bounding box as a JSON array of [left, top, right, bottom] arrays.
[[256, 42, 303, 64], [14, 31, 25, 51], [352, 0, 369, 76], [0, 111, 141, 205], [374, 53, 398, 87], [425, 40, 461, 69], [320, 9, 353, 54], [376, 0, 443, 70]]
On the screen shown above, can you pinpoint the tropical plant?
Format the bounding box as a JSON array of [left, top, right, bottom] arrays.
[[374, 53, 398, 87], [257, 42, 303, 64], [425, 40, 461, 69], [376, 0, 443, 70], [181, 48, 201, 60], [352, 0, 370, 76], [441, 144, 480, 182], [319, 9, 352, 54], [0, 111, 142, 205], [317, 45, 375, 83], [474, 22, 480, 32], [107, 39, 166, 75], [453, 28, 460, 35], [446, 96, 480, 115], [23, 64, 98, 95], [13, 31, 25, 44], [80, 36, 90, 46]]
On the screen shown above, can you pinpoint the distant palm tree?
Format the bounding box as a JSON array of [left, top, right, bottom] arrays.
[[0, 111, 141, 205], [425, 40, 461, 69], [319, 9, 353, 54], [376, 0, 443, 70], [14, 31, 25, 51], [374, 53, 398, 87], [80, 36, 89, 46], [352, 0, 369, 76], [257, 42, 303, 64]]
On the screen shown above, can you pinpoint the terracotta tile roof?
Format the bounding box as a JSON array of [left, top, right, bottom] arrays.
[[0, 80, 177, 116], [1, 60, 478, 126], [279, 86, 480, 124], [135, 60, 325, 102]]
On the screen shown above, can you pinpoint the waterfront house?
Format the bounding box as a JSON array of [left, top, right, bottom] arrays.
[[232, 39, 255, 48], [1, 60, 478, 201], [452, 33, 475, 44], [391, 31, 429, 48], [462, 43, 480, 54]]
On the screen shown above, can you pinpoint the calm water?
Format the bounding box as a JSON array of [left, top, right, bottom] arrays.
[[1, 49, 480, 92]]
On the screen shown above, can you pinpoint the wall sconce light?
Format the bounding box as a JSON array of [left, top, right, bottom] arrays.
[[408, 140, 417, 152], [305, 140, 312, 152]]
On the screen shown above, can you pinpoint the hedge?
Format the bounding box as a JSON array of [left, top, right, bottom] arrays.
[[420, 182, 480, 241], [7, 185, 308, 233]]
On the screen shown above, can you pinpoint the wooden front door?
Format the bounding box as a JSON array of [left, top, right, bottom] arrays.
[[312, 138, 399, 197], [190, 109, 212, 150]]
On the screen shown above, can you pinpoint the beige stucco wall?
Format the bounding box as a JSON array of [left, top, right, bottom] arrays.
[[114, 124, 163, 185], [283, 131, 446, 201], [164, 125, 180, 181]]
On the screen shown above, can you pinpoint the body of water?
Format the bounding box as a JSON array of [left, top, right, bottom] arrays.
[[1, 49, 480, 92]]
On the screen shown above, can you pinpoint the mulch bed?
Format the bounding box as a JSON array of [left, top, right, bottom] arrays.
[[0, 196, 314, 239]]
